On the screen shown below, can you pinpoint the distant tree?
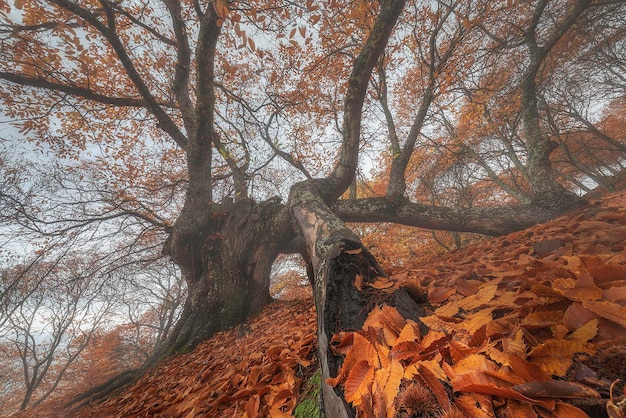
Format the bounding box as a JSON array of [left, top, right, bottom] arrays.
[[0, 255, 114, 412]]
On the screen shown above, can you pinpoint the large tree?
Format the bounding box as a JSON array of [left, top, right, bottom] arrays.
[[1, 0, 624, 414]]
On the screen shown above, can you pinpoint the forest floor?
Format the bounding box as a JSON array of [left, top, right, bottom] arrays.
[[15, 186, 626, 418]]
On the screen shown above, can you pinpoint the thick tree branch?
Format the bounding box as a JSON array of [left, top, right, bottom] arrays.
[[290, 180, 384, 418], [328, 0, 407, 200], [0, 72, 150, 107], [49, 0, 189, 151], [162, 0, 195, 136], [332, 197, 571, 236]]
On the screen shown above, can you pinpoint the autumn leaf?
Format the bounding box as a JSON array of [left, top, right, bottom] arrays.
[[528, 339, 595, 376], [455, 393, 495, 418], [394, 321, 421, 345], [553, 401, 593, 418], [567, 318, 598, 342], [457, 283, 498, 310], [428, 286, 457, 304], [344, 360, 374, 406], [582, 300, 626, 327], [552, 274, 603, 301], [513, 381, 600, 399], [373, 359, 403, 416], [418, 363, 451, 410]]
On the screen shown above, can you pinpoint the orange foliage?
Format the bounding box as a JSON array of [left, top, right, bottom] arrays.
[[32, 300, 317, 418], [328, 189, 626, 417], [15, 186, 626, 418]]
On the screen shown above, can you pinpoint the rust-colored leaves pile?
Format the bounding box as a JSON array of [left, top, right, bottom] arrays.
[[71, 300, 316, 418], [328, 191, 626, 417]]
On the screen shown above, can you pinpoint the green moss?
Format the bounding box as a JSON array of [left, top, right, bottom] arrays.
[[294, 369, 323, 418]]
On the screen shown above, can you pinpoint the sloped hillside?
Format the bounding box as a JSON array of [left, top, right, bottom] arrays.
[[17, 189, 626, 418], [329, 190, 626, 417]]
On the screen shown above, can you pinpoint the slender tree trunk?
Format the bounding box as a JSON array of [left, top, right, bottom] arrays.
[[520, 0, 590, 210], [521, 72, 580, 209]]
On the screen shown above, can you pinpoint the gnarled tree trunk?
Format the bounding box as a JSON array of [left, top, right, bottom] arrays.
[[70, 198, 293, 405], [157, 197, 291, 359], [290, 180, 387, 417]]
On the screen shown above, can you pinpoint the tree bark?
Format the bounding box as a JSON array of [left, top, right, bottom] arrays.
[[332, 196, 567, 236], [520, 0, 591, 210], [290, 181, 388, 417], [158, 198, 291, 358], [70, 198, 293, 405]]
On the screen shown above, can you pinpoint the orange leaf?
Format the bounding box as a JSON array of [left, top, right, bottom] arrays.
[[582, 300, 626, 327], [369, 278, 394, 289], [434, 301, 459, 318], [451, 371, 552, 408], [528, 339, 594, 377], [449, 340, 477, 363], [552, 275, 603, 301], [428, 286, 457, 304], [243, 394, 260, 418], [344, 360, 374, 406], [553, 400, 595, 417], [454, 393, 495, 418], [461, 308, 495, 334], [420, 329, 448, 351], [374, 359, 403, 416], [457, 283, 498, 310], [420, 315, 460, 334], [563, 302, 598, 329], [451, 354, 495, 376], [352, 333, 380, 368], [380, 305, 405, 335], [394, 321, 421, 345], [418, 363, 451, 410], [513, 381, 600, 399], [567, 319, 598, 342], [498, 400, 538, 418], [390, 341, 420, 361], [354, 274, 364, 291], [581, 255, 626, 285], [522, 310, 563, 328]]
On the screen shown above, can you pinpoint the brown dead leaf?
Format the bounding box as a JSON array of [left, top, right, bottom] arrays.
[[552, 275, 603, 301], [528, 339, 594, 377], [567, 319, 598, 342], [374, 359, 403, 416], [552, 400, 594, 417], [418, 363, 451, 410], [428, 286, 457, 304], [450, 371, 537, 403], [514, 381, 600, 399], [394, 321, 421, 346], [455, 393, 495, 418], [344, 248, 363, 255], [457, 283, 498, 310], [243, 394, 260, 418], [581, 255, 626, 285], [344, 360, 374, 406], [563, 302, 598, 329], [582, 300, 626, 327], [498, 399, 538, 418], [369, 277, 395, 289], [354, 274, 364, 291], [434, 301, 460, 318]]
